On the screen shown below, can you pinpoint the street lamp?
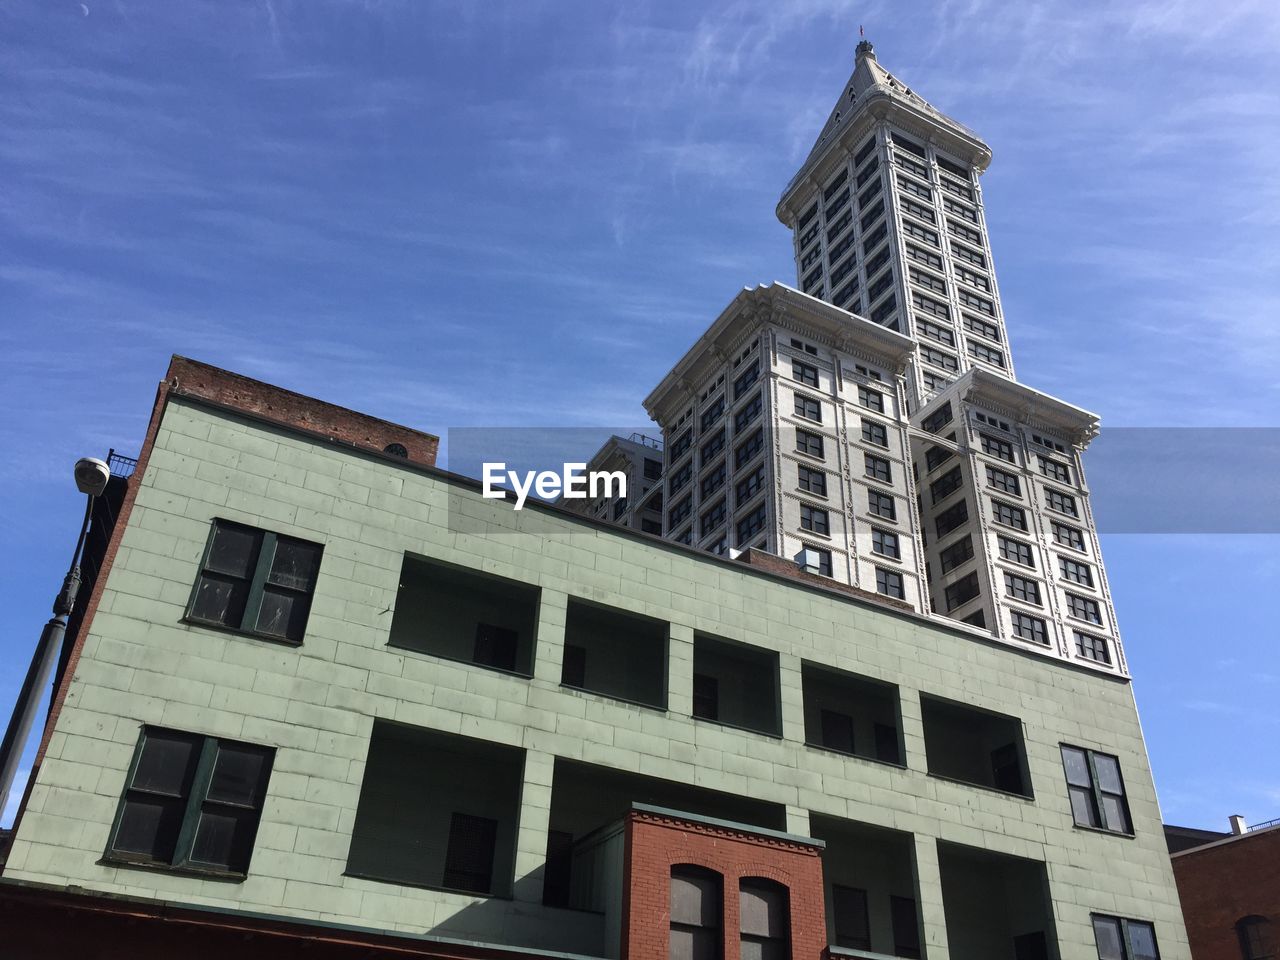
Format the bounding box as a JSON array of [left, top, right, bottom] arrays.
[[0, 457, 112, 820]]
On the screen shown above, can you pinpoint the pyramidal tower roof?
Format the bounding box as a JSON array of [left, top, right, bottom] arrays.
[[780, 38, 992, 217]]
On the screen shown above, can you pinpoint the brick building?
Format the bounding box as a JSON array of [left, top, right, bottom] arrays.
[[0, 353, 1189, 960], [1166, 818, 1279, 960]]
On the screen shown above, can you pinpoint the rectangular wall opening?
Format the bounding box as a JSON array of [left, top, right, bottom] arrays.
[[920, 694, 1032, 798], [347, 721, 524, 896], [802, 662, 904, 765], [937, 841, 1058, 960], [562, 599, 668, 709], [543, 758, 787, 911], [388, 554, 540, 676], [692, 633, 781, 736], [811, 814, 922, 958]]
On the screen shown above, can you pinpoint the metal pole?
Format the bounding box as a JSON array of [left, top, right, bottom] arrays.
[[0, 495, 95, 819]]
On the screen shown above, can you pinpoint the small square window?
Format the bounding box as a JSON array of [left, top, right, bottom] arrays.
[[876, 567, 905, 599], [796, 428, 825, 459], [797, 465, 826, 496], [188, 520, 323, 644], [872, 528, 900, 559], [800, 504, 830, 536], [868, 491, 896, 520], [861, 419, 889, 447], [793, 360, 819, 387], [865, 454, 892, 483], [795, 394, 823, 422]]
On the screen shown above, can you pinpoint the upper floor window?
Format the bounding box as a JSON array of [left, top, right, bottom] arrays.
[[1092, 915, 1159, 960], [1237, 916, 1275, 960], [858, 385, 885, 413], [980, 433, 1015, 463], [740, 878, 790, 960], [106, 727, 274, 878], [1063, 746, 1131, 833], [792, 360, 819, 388], [671, 867, 722, 960], [187, 519, 322, 644]]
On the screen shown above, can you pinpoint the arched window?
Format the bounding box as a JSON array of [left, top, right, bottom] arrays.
[[671, 866, 722, 960], [1238, 916, 1275, 960], [740, 878, 790, 960]]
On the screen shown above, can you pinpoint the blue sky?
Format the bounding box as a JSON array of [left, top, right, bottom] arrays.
[[2, 0, 1278, 830]]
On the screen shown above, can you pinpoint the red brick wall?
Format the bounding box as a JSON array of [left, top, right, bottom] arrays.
[[167, 355, 439, 467], [1171, 827, 1280, 960], [623, 810, 828, 960]]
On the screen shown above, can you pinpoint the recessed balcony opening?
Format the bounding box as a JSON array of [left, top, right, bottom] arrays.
[[692, 633, 781, 736], [562, 599, 668, 710], [811, 814, 922, 959], [346, 721, 524, 897], [388, 554, 539, 676], [937, 841, 1058, 960], [801, 663, 904, 765], [920, 694, 1031, 798], [542, 758, 787, 911]]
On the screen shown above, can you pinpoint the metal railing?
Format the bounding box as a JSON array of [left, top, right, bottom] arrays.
[[107, 450, 138, 478], [628, 432, 663, 451], [1249, 817, 1280, 832]]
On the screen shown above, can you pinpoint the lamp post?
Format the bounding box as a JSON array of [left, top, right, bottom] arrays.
[[0, 457, 112, 820]]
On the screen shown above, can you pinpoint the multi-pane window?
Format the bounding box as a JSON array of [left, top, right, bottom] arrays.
[[735, 430, 764, 469], [800, 505, 830, 536], [872, 528, 900, 559], [868, 491, 896, 521], [858, 385, 884, 413], [792, 360, 819, 387], [930, 466, 963, 503], [701, 463, 727, 499], [1091, 915, 1159, 960], [985, 466, 1021, 495], [967, 341, 1005, 367], [864, 454, 892, 483], [920, 346, 958, 372], [737, 505, 767, 544], [794, 395, 822, 422], [1011, 611, 1048, 644], [938, 535, 973, 573], [796, 429, 824, 459], [644, 458, 663, 481], [669, 496, 693, 528], [1039, 456, 1072, 483], [733, 362, 760, 400], [963, 313, 1000, 341], [998, 536, 1034, 567], [979, 433, 1015, 463], [671, 867, 721, 960], [107, 727, 274, 876], [797, 466, 827, 496], [944, 572, 980, 611], [1063, 747, 1131, 834], [876, 568, 905, 600], [1236, 917, 1273, 960], [861, 419, 888, 447], [701, 430, 725, 465], [992, 500, 1027, 530], [700, 500, 727, 537], [920, 402, 954, 434], [670, 462, 692, 494], [670, 431, 693, 461], [1060, 557, 1094, 586], [187, 520, 323, 644], [735, 466, 765, 506], [935, 500, 969, 537], [924, 445, 954, 472], [1045, 488, 1079, 517], [701, 398, 725, 432], [1075, 631, 1111, 665], [735, 395, 763, 433], [740, 879, 790, 960], [1052, 522, 1085, 552], [1067, 594, 1104, 624], [1004, 573, 1042, 605]]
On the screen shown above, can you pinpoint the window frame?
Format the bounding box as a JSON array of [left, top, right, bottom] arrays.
[[1091, 915, 1159, 960], [104, 726, 275, 880], [1063, 746, 1133, 835], [184, 519, 323, 646]]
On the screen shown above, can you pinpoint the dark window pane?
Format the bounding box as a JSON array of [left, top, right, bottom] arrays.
[[1128, 922, 1159, 960], [562, 644, 587, 688], [206, 524, 262, 578], [1061, 746, 1092, 787], [672, 871, 720, 927], [268, 537, 322, 591], [254, 586, 309, 640], [205, 743, 271, 807], [891, 896, 921, 959], [131, 731, 201, 796], [1093, 917, 1125, 960], [740, 881, 788, 937], [991, 743, 1024, 794], [833, 885, 871, 950], [1101, 796, 1130, 834], [1070, 786, 1100, 828], [1093, 754, 1123, 794], [442, 812, 498, 893], [874, 723, 901, 764], [190, 574, 250, 628], [189, 806, 258, 872], [693, 674, 719, 720], [114, 797, 185, 861]]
